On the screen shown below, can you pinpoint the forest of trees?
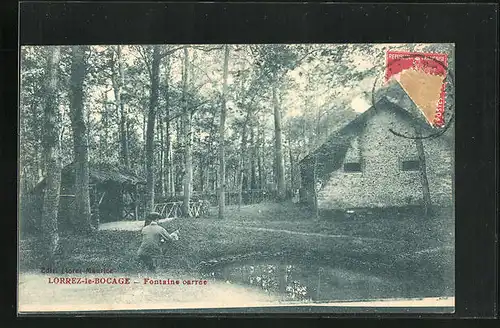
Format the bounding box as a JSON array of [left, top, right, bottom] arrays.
[[19, 43, 453, 260]]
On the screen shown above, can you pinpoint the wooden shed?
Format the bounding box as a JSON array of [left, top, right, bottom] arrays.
[[25, 163, 147, 230]]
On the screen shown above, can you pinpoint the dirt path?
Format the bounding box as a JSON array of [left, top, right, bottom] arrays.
[[99, 219, 389, 242], [206, 223, 393, 242], [18, 272, 278, 312], [99, 220, 144, 231], [99, 218, 173, 231]]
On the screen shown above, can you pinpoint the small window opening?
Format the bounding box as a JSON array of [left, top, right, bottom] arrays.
[[344, 162, 362, 172], [401, 160, 420, 171]]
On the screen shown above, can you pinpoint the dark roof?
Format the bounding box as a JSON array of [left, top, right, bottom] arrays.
[[86, 163, 146, 185], [31, 162, 146, 194], [301, 97, 425, 162]]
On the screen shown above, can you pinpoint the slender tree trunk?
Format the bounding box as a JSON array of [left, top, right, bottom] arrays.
[[34, 140, 43, 182], [199, 155, 205, 192], [316, 107, 321, 138], [245, 139, 252, 191], [415, 128, 432, 216], [29, 101, 44, 182], [258, 120, 265, 189], [142, 110, 147, 173], [218, 45, 230, 219], [205, 165, 210, 194], [69, 45, 92, 232], [112, 46, 129, 168], [37, 151, 44, 181], [206, 163, 211, 194], [175, 118, 183, 194], [182, 47, 193, 217], [258, 155, 263, 189], [237, 124, 248, 210], [215, 167, 218, 193], [120, 104, 129, 168], [250, 127, 257, 190], [167, 128, 174, 196], [313, 155, 319, 219], [183, 113, 193, 214], [289, 147, 295, 191], [102, 97, 110, 162], [159, 113, 165, 197], [164, 56, 173, 197], [272, 81, 286, 200], [207, 112, 216, 194], [126, 119, 131, 169], [119, 47, 129, 168], [145, 46, 161, 213], [40, 46, 61, 264]]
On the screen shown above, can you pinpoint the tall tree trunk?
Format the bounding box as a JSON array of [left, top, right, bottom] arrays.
[[164, 56, 174, 197], [313, 155, 319, 220], [289, 147, 294, 191], [126, 119, 131, 169], [218, 45, 230, 219], [272, 81, 286, 200], [237, 124, 248, 210], [37, 151, 44, 181], [206, 164, 211, 194], [159, 113, 165, 197], [29, 101, 44, 182], [101, 96, 109, 162], [182, 47, 193, 217], [316, 107, 321, 138], [120, 103, 129, 168], [250, 127, 257, 189], [175, 118, 183, 194], [258, 119, 265, 189], [112, 45, 129, 169], [415, 128, 432, 216], [165, 124, 171, 196], [145, 46, 161, 213], [207, 112, 216, 194], [167, 126, 174, 196], [142, 109, 147, 173], [69, 45, 92, 232], [245, 139, 252, 191], [40, 46, 61, 264], [214, 167, 218, 193], [199, 155, 205, 192]]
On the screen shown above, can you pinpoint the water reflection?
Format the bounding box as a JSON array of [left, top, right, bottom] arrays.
[[200, 259, 431, 302], [202, 261, 311, 301]]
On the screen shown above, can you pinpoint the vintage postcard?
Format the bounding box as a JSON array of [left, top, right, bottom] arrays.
[[18, 43, 455, 314]]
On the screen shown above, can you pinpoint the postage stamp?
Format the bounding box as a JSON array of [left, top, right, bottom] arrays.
[[385, 51, 448, 128]]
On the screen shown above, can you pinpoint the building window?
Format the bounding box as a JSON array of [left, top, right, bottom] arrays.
[[401, 160, 420, 171], [344, 162, 362, 172]]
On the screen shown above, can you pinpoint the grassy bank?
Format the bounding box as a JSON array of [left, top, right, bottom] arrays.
[[19, 202, 454, 297], [205, 202, 454, 247]]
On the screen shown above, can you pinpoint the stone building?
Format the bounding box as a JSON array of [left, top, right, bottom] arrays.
[[299, 84, 453, 216]]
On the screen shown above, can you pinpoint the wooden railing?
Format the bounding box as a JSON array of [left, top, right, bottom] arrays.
[[154, 200, 210, 218]]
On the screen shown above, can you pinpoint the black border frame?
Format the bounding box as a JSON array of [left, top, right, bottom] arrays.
[[1, 0, 498, 322]]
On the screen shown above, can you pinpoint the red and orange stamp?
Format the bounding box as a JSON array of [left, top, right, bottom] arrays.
[[385, 51, 448, 128]]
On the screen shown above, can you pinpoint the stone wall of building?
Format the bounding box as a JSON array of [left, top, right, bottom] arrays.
[[317, 108, 453, 210]]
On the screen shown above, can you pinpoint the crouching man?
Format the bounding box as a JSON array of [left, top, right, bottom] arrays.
[[137, 212, 179, 272]]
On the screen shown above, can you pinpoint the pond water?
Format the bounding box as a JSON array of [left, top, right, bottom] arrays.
[[200, 258, 436, 302]]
